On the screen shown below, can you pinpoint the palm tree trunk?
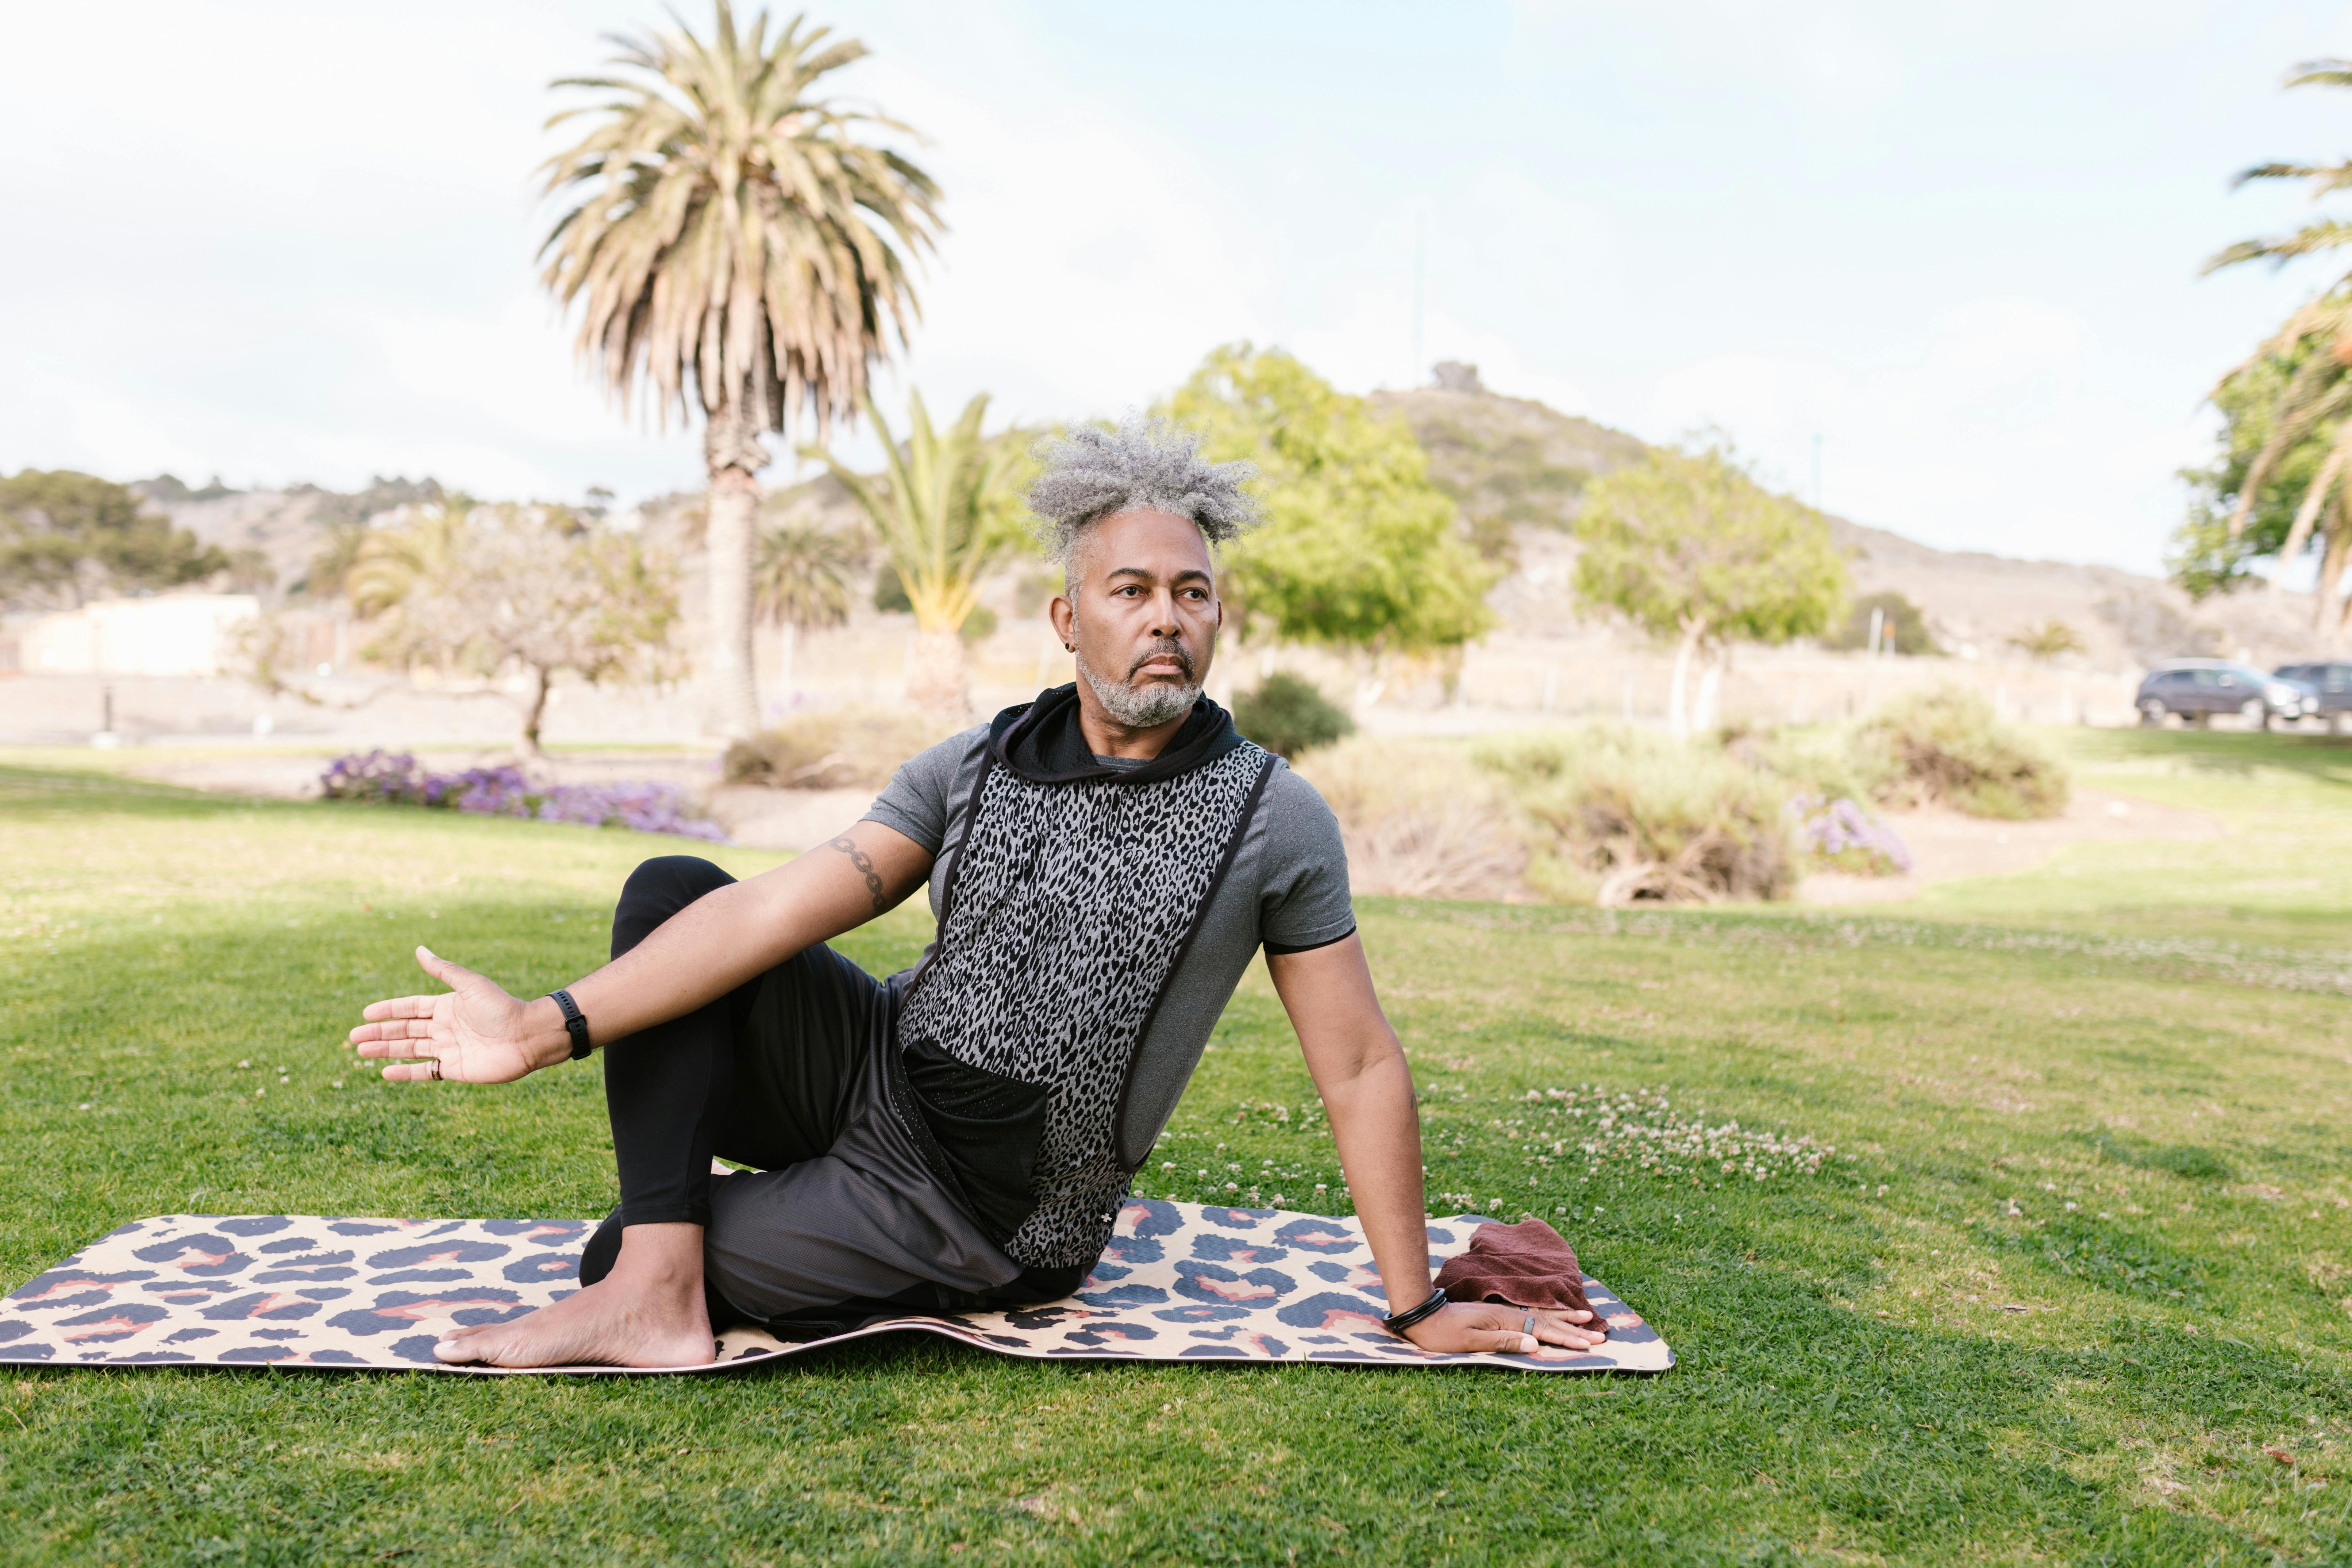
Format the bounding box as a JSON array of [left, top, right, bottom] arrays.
[[703, 401, 766, 740], [905, 627, 969, 718], [778, 619, 798, 702]]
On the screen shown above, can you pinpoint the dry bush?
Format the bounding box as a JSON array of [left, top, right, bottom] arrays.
[[1858, 685, 2069, 819], [1290, 738, 1531, 901], [1476, 727, 1797, 905], [722, 709, 953, 790]]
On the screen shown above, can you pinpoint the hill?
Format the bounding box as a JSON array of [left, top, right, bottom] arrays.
[[1376, 362, 2336, 671], [118, 367, 2345, 678]]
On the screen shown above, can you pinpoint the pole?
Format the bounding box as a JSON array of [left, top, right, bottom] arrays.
[[1412, 212, 1426, 386]]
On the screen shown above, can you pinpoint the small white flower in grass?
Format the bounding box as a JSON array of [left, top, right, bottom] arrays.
[[237, 1060, 250, 1069], [1315, 1183, 1327, 1193], [1163, 1161, 1175, 1170], [279, 1076, 289, 1085], [255, 1088, 265, 1098], [2064, 1201, 2079, 1211], [78, 1102, 91, 1111], [331, 1081, 343, 1090], [1225, 1183, 1238, 1193]]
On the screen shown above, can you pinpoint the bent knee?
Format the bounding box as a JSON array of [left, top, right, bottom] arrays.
[[611, 855, 736, 954]]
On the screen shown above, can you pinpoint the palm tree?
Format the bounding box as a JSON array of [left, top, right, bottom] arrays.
[[754, 511, 864, 702], [536, 4, 942, 739], [2201, 62, 2352, 624], [808, 390, 1025, 717]]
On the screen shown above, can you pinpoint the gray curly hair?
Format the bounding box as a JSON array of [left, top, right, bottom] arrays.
[[1025, 416, 1260, 569]]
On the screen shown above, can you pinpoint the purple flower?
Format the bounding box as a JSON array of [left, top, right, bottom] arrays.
[[1789, 795, 1912, 875], [316, 754, 724, 842]]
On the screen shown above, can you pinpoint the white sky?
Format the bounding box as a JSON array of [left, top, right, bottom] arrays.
[[7, 0, 2352, 572]]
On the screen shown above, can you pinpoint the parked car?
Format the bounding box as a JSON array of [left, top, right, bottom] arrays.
[[2275, 662, 2352, 732], [2134, 660, 2311, 729]]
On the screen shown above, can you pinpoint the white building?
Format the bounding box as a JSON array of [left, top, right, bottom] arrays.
[[16, 594, 261, 677]]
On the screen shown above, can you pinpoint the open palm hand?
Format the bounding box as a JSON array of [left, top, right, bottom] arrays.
[[349, 947, 545, 1084]]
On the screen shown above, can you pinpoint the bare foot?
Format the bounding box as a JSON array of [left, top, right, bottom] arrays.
[[435, 1222, 716, 1369]]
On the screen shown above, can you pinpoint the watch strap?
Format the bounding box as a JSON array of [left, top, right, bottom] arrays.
[[548, 989, 591, 1060]]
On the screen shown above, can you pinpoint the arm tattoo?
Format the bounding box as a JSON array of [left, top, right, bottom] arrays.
[[828, 837, 890, 916]]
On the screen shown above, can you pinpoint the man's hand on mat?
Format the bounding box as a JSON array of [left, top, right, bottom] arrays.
[[1403, 1300, 1607, 1355], [349, 946, 558, 1083]]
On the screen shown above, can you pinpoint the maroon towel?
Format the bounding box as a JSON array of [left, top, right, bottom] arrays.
[[1433, 1218, 1604, 1331]]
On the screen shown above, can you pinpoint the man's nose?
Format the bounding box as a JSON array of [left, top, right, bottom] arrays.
[[1148, 592, 1182, 637]]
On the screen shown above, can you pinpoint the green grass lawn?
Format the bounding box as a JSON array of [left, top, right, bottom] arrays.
[[3, 736, 2351, 1565]]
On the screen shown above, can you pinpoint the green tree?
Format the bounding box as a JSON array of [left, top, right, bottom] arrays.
[[537, 3, 940, 739], [808, 390, 1031, 716], [1826, 590, 1938, 655], [1160, 345, 1497, 700], [351, 501, 682, 754], [754, 506, 866, 699], [2184, 61, 2352, 619], [0, 470, 227, 608], [1572, 440, 1847, 737]]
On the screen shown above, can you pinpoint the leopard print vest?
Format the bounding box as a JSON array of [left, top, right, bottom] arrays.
[[895, 740, 1277, 1269]]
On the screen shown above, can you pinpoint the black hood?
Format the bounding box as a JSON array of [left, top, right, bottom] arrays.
[[987, 683, 1245, 785]]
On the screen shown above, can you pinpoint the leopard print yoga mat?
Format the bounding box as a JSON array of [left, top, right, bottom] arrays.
[[0, 1199, 1672, 1376]]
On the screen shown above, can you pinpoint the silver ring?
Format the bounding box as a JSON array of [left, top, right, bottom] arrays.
[[427, 1057, 442, 1082], [1520, 1313, 1535, 1337]]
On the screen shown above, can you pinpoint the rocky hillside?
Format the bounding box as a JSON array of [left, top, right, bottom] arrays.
[[1377, 362, 2338, 671], [1372, 362, 1645, 559]]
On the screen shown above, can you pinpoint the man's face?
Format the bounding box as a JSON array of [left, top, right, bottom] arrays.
[[1051, 508, 1221, 729]]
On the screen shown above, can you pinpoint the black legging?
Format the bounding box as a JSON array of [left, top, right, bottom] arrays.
[[576, 855, 886, 1302]]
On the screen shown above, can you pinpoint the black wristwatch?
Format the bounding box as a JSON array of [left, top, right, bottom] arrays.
[[548, 989, 592, 1060], [1383, 1286, 1449, 1336]]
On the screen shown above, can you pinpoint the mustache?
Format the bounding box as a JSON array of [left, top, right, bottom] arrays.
[[1126, 637, 1197, 682]]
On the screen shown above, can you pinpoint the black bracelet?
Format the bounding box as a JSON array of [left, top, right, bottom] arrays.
[[1382, 1286, 1448, 1336], [548, 989, 591, 1060]]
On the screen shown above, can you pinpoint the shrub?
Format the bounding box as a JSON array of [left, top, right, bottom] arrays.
[[1825, 590, 1938, 655], [1290, 738, 1527, 900], [1858, 685, 2068, 819], [316, 751, 722, 840], [1475, 727, 1797, 905], [721, 709, 950, 790], [1233, 673, 1356, 759]]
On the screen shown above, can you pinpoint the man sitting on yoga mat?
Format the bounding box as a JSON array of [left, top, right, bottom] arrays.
[[347, 417, 1606, 1369]]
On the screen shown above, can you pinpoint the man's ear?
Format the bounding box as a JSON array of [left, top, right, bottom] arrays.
[[1048, 594, 1075, 650]]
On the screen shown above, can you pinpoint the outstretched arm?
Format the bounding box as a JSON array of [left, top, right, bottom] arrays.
[[1267, 935, 1604, 1355], [349, 821, 934, 1083]]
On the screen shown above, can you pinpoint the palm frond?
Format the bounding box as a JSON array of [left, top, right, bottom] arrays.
[[2202, 220, 2352, 275], [536, 4, 942, 443], [805, 390, 1019, 633], [2285, 59, 2352, 89]]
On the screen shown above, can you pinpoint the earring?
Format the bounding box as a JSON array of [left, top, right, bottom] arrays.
[[1063, 643, 1072, 651]]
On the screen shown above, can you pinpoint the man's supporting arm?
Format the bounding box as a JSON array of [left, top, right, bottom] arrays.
[[350, 821, 934, 1083], [1268, 935, 1605, 1355]]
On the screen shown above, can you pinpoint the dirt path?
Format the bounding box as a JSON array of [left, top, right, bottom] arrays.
[[1797, 786, 2224, 905]]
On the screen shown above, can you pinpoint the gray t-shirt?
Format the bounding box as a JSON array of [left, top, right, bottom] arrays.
[[863, 724, 1356, 1164]]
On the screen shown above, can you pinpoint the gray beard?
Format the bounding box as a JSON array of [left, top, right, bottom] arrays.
[[1074, 645, 1200, 729]]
